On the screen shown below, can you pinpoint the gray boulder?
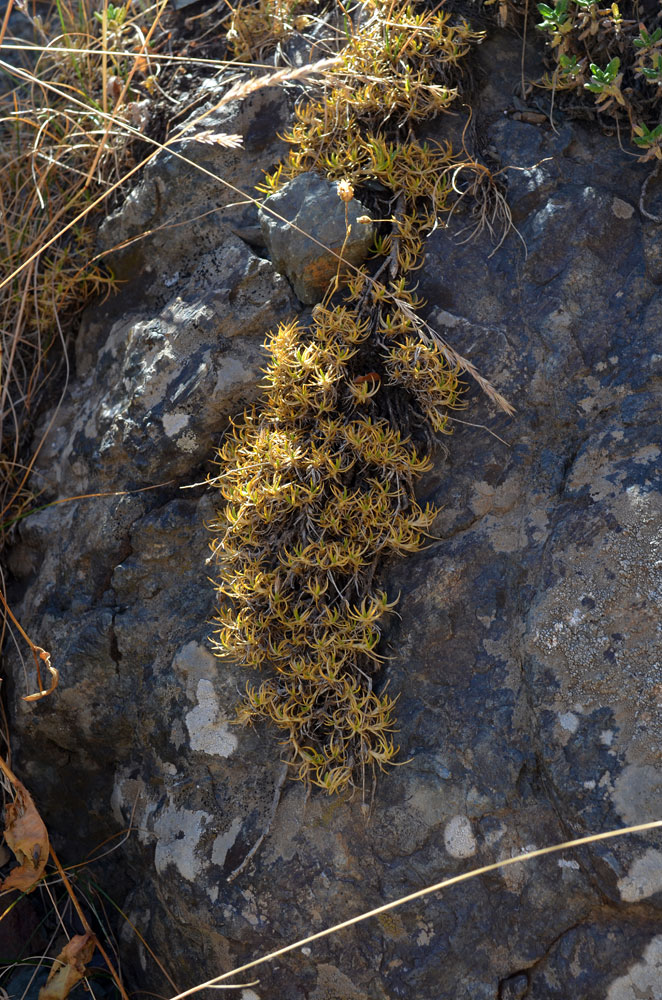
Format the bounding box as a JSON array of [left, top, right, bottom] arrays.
[[3, 27, 662, 1000], [258, 172, 375, 303]]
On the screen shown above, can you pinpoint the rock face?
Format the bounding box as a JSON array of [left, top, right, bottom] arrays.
[[3, 28, 662, 1000]]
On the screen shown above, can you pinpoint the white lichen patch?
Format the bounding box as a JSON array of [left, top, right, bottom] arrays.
[[559, 711, 579, 733], [617, 849, 662, 902], [162, 411, 190, 436], [607, 935, 662, 1000], [430, 308, 460, 328], [214, 357, 253, 394], [612, 764, 662, 824], [212, 816, 244, 868], [153, 802, 211, 882], [416, 921, 434, 947], [176, 431, 199, 453], [186, 679, 238, 757], [444, 815, 477, 858], [172, 641, 218, 697]]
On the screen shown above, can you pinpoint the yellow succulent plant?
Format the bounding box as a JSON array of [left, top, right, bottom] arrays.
[[210, 1, 485, 794]]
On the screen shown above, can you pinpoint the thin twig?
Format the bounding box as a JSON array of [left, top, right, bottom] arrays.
[[446, 415, 511, 447]]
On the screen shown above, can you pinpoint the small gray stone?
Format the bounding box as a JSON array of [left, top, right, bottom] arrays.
[[258, 172, 375, 303]]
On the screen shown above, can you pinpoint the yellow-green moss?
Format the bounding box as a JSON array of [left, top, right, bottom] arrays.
[[210, 1, 486, 794]]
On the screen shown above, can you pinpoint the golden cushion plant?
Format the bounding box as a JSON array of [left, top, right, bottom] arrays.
[[209, 0, 485, 795]]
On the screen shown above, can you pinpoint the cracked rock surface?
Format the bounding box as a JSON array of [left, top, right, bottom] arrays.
[[3, 29, 662, 1000]]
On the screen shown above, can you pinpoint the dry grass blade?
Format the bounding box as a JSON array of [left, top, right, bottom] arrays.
[[0, 755, 128, 996], [48, 846, 130, 1000], [83, 0, 169, 186], [80, 885, 180, 993], [1, 41, 292, 72], [393, 298, 515, 415], [0, 0, 14, 48], [167, 820, 662, 1000], [0, 0, 142, 552]]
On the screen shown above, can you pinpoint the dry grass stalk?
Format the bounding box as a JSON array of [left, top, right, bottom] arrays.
[[392, 296, 515, 415]]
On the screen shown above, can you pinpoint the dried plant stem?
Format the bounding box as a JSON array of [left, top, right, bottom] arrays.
[[84, 0, 169, 186], [3, 477, 176, 530], [0, 588, 55, 699], [0, 0, 14, 49], [0, 751, 19, 787], [392, 298, 515, 415], [1, 42, 285, 71], [640, 160, 662, 222], [0, 758, 128, 996]]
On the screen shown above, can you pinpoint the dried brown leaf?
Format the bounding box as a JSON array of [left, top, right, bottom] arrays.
[[38, 934, 96, 1000], [1, 779, 49, 892]]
